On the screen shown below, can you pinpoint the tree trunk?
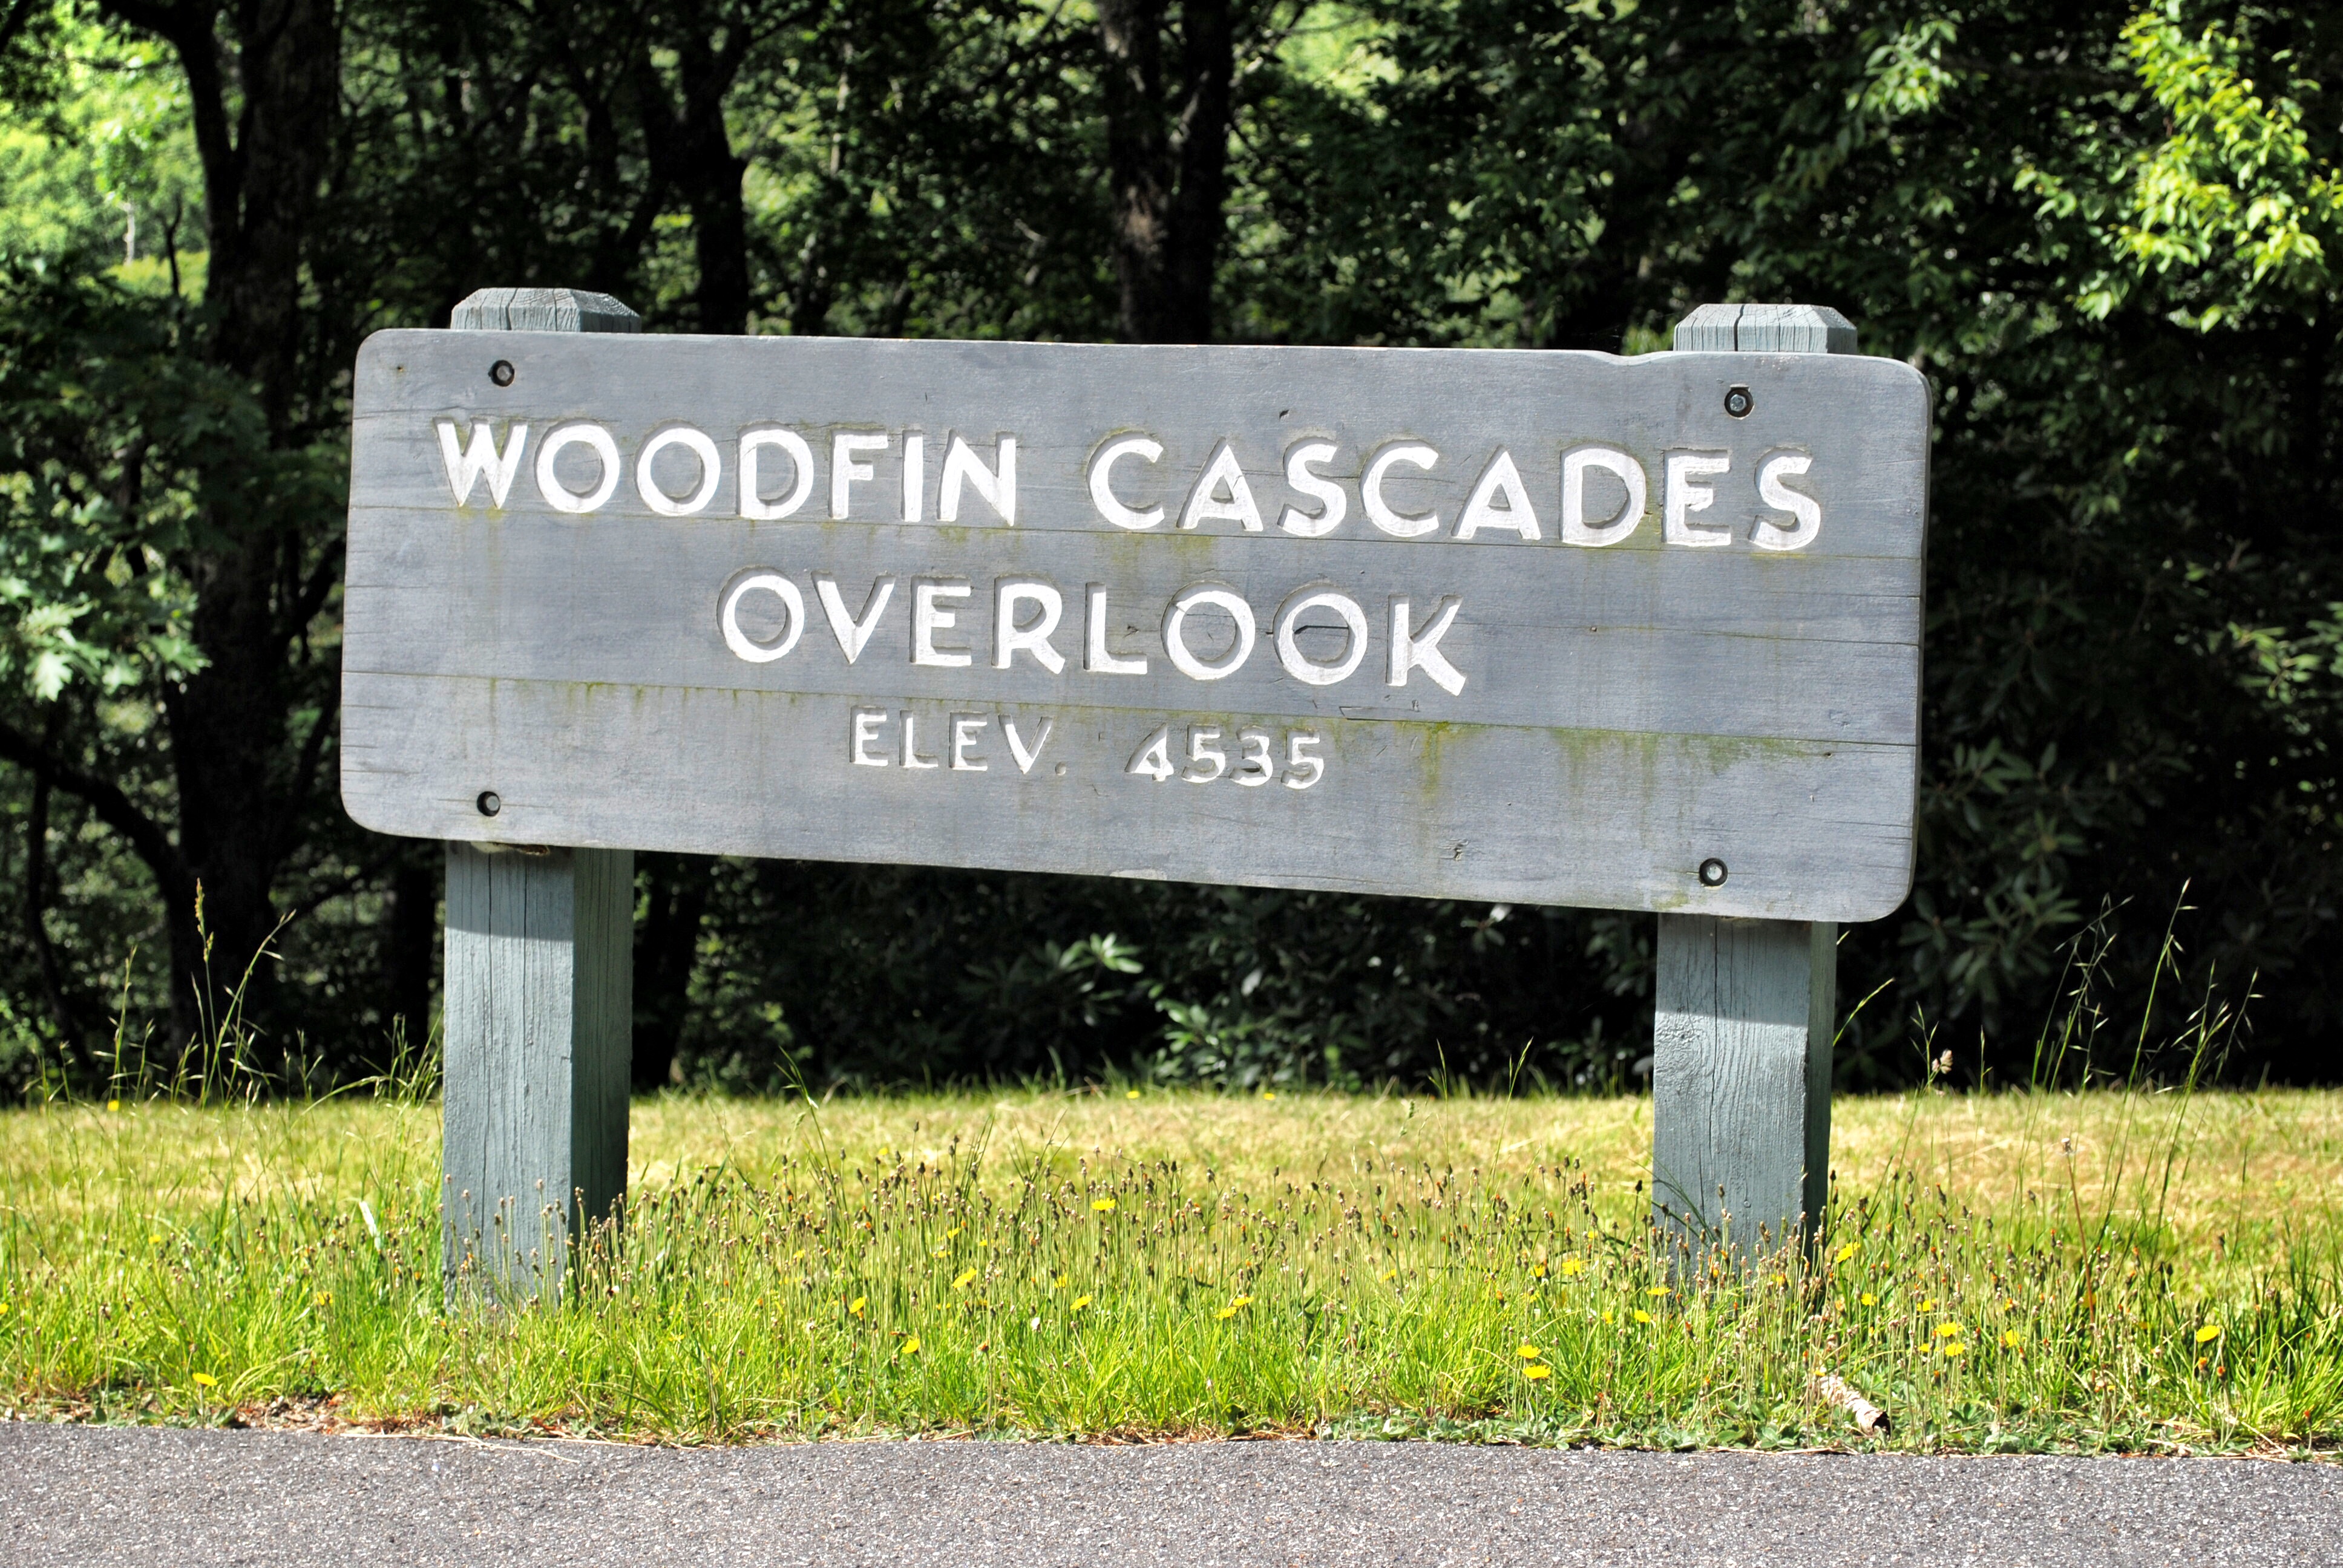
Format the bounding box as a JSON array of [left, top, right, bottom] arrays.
[[636, 18, 754, 335], [1097, 0, 1235, 344], [633, 853, 711, 1089], [105, 0, 344, 1051]]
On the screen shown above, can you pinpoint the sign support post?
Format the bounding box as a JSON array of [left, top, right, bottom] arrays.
[[1650, 303, 1858, 1263], [439, 289, 639, 1298]]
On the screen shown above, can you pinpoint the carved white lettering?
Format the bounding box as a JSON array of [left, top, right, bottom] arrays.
[[951, 715, 989, 772], [1279, 442, 1346, 537], [831, 431, 888, 520], [1284, 733, 1325, 789], [994, 580, 1067, 674], [1179, 442, 1265, 532], [437, 420, 527, 507], [1561, 446, 1646, 547], [1388, 596, 1466, 695], [1163, 586, 1257, 682], [1665, 451, 1732, 547], [901, 711, 940, 769], [1233, 730, 1274, 786], [1127, 726, 1175, 781], [1754, 452, 1822, 551], [851, 708, 889, 766], [721, 573, 806, 663], [534, 423, 620, 514], [1088, 435, 1165, 531], [1363, 443, 1441, 537], [913, 582, 974, 668], [1184, 725, 1227, 783], [1453, 448, 1540, 541], [1003, 717, 1054, 774], [816, 575, 895, 664], [902, 431, 925, 523], [1086, 586, 1148, 675], [636, 426, 722, 517], [941, 434, 1017, 525], [1274, 590, 1369, 687], [739, 429, 815, 520]]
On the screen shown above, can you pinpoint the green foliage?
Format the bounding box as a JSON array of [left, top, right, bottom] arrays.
[[0, 0, 2337, 1091], [3, 1086, 2338, 1448]]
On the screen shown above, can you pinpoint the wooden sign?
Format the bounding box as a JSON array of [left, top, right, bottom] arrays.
[[342, 334, 1927, 922]]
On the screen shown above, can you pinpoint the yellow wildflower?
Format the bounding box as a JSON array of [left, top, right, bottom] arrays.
[[1054, 1273, 1069, 1289], [1938, 1342, 1966, 1357], [2195, 1324, 2223, 1344], [850, 1296, 867, 1318], [1517, 1343, 1542, 1360], [1632, 1309, 1652, 1324], [312, 1292, 332, 1308], [953, 1269, 978, 1291], [1935, 1322, 1961, 1338], [900, 1336, 920, 1356], [107, 1100, 120, 1112], [946, 1227, 961, 1239], [1261, 1091, 1276, 1100], [2002, 1330, 2024, 1349], [1072, 1294, 1093, 1311], [1834, 1243, 1860, 1264], [1380, 1270, 1398, 1283], [1559, 1259, 1585, 1278], [192, 1373, 218, 1388], [1600, 1311, 1614, 1325], [1092, 1198, 1117, 1212], [1126, 1089, 1141, 1099], [1861, 1293, 1877, 1307], [1532, 1264, 1547, 1279], [1524, 1365, 1552, 1380], [1918, 1298, 1937, 1312], [1647, 1287, 1670, 1298]]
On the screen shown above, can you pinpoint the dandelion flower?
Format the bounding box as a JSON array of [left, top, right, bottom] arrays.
[[0, 1303, 9, 1316], [1935, 1322, 1961, 1338], [1559, 1259, 1585, 1278], [952, 1269, 978, 1291], [2002, 1330, 2024, 1349], [1632, 1309, 1652, 1324], [1834, 1243, 1861, 1264], [850, 1296, 867, 1318], [1092, 1198, 1118, 1213], [1601, 1311, 1614, 1325], [1647, 1287, 1670, 1298], [312, 1292, 332, 1307], [1380, 1270, 1398, 1284], [1072, 1295, 1093, 1312], [107, 1099, 120, 1112], [1054, 1273, 1069, 1289], [1861, 1293, 1877, 1307], [1216, 1304, 1239, 1321], [1524, 1365, 1552, 1380], [192, 1373, 217, 1388], [1126, 1089, 1141, 1099], [1517, 1343, 1542, 1360], [1939, 1342, 1966, 1357], [945, 1227, 961, 1239], [791, 1249, 806, 1261], [1532, 1264, 1547, 1279], [1918, 1298, 1937, 1312], [1261, 1091, 1276, 1100], [149, 1235, 163, 1246], [900, 1337, 920, 1356], [2195, 1324, 2223, 1344]]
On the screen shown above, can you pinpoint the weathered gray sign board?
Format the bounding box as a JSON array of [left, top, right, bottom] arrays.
[[342, 335, 1927, 923]]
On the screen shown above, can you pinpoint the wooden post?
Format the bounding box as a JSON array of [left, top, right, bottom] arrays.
[[441, 287, 639, 1298], [1652, 302, 1855, 1261]]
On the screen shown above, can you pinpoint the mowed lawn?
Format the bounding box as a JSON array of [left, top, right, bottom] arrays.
[[1, 1086, 2338, 1452]]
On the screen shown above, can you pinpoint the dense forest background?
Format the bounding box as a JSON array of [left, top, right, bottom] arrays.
[[0, 0, 2336, 1095]]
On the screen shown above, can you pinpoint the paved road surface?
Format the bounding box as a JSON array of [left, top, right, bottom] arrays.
[[1, 1423, 2328, 1566]]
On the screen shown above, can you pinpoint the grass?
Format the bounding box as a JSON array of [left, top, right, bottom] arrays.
[[1, 1083, 2339, 1453]]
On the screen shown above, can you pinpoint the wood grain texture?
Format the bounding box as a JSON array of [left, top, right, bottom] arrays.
[[449, 287, 640, 335], [1650, 305, 1856, 1258], [1673, 303, 1859, 355], [1651, 914, 1836, 1251], [342, 333, 1930, 922], [441, 843, 633, 1297]]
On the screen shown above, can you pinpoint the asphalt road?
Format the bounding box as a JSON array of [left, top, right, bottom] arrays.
[[1, 1423, 2331, 1567]]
